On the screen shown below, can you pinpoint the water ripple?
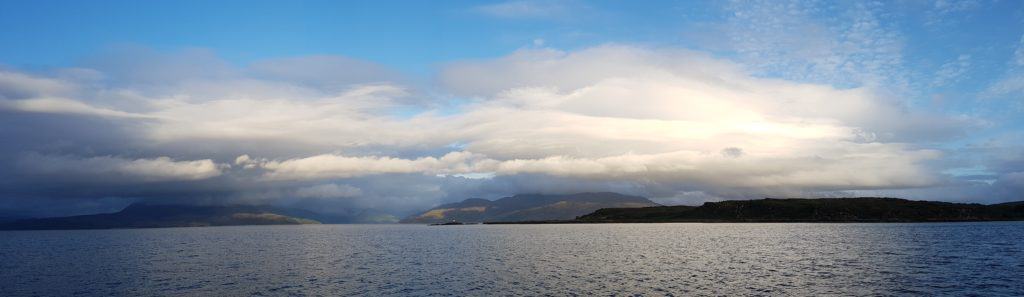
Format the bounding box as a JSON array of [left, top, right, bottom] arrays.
[[1, 222, 1023, 296]]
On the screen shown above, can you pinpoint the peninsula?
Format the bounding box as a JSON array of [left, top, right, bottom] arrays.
[[488, 198, 1024, 224]]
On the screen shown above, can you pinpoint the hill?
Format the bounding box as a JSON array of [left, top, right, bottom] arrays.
[[0, 204, 324, 230], [0, 210, 27, 224], [402, 192, 659, 224], [574, 197, 1024, 223]]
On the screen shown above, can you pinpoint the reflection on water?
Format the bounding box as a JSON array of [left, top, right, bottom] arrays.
[[2, 223, 1022, 296]]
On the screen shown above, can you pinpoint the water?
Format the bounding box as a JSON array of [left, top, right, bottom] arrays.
[[1, 223, 1023, 296]]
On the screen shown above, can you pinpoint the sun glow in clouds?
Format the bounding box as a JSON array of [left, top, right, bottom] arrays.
[[0, 1, 1022, 216]]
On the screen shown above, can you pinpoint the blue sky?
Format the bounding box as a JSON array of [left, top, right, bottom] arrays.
[[1, 0, 1023, 216], [2, 0, 617, 72], [3, 0, 1021, 96], [2, 1, 1019, 72]]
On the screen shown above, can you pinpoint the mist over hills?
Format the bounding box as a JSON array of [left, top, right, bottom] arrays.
[[3, 192, 659, 229], [401, 192, 660, 224]]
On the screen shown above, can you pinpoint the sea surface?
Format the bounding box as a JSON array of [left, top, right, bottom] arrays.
[[2, 223, 1023, 296]]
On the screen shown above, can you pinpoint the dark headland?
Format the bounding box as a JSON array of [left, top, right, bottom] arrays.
[[487, 198, 1024, 224]]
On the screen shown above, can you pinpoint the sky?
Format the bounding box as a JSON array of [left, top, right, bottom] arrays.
[[1, 0, 1023, 217]]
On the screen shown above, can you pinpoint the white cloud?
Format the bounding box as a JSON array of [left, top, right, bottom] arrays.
[[144, 84, 417, 145], [249, 146, 941, 191], [18, 154, 223, 182], [0, 45, 985, 204], [443, 45, 967, 143], [253, 152, 486, 180], [0, 97, 153, 119], [0, 71, 77, 99]]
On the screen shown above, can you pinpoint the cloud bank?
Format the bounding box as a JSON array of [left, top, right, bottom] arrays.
[[0, 42, 1020, 217]]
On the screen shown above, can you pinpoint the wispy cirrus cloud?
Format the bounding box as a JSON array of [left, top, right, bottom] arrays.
[[692, 0, 907, 91], [1015, 35, 1024, 66], [984, 34, 1024, 97], [925, 0, 985, 26], [932, 54, 972, 87]]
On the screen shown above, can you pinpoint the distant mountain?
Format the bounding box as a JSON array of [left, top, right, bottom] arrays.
[[402, 192, 660, 224], [571, 198, 1024, 223], [353, 209, 400, 224], [0, 209, 29, 223], [0, 204, 324, 230], [0, 215, 26, 224]]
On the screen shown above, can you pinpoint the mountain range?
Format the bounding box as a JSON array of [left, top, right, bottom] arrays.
[[0, 203, 408, 230], [401, 192, 660, 224], [5, 195, 1022, 230]]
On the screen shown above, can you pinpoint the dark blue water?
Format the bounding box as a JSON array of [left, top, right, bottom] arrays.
[[2, 223, 1023, 296]]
